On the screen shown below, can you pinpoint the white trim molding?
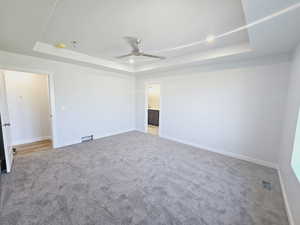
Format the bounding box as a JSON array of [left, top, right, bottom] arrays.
[[5, 146, 14, 173], [142, 130, 294, 225], [33, 42, 134, 73], [144, 82, 161, 136], [160, 134, 278, 169], [56, 129, 135, 149], [0, 65, 58, 148], [278, 169, 295, 225]]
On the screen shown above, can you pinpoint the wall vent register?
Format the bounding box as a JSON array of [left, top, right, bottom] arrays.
[[81, 135, 94, 143]]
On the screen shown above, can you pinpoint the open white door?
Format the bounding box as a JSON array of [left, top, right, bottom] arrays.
[[0, 71, 13, 172]]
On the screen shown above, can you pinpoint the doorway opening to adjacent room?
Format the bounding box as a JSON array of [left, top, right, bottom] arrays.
[[0, 70, 54, 157], [145, 84, 160, 136]]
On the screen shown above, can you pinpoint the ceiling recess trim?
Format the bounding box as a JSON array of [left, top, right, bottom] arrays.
[[34, 42, 252, 74], [136, 43, 253, 72], [33, 42, 134, 72]]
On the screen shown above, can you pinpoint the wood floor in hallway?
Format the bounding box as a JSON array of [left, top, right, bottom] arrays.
[[148, 125, 159, 135], [14, 139, 52, 155]]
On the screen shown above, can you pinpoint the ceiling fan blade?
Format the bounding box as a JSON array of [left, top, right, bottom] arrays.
[[115, 53, 134, 59], [140, 53, 165, 59], [124, 36, 140, 52]]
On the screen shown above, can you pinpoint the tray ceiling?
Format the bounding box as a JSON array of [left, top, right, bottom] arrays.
[[42, 0, 249, 60], [0, 0, 300, 74]]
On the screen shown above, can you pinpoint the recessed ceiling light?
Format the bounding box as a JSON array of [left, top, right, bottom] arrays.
[[55, 43, 66, 49], [206, 35, 215, 43], [129, 58, 135, 64]]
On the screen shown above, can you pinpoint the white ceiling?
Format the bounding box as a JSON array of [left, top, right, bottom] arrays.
[[0, 0, 300, 74], [43, 0, 248, 59]]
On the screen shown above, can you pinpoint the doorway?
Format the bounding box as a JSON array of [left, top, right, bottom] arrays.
[[146, 84, 160, 136], [0, 71, 12, 172], [1, 70, 53, 157]]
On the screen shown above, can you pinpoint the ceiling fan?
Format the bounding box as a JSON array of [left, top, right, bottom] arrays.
[[116, 37, 165, 61]]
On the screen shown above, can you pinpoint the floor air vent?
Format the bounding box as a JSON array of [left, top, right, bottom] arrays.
[[262, 180, 272, 191], [81, 135, 94, 142]]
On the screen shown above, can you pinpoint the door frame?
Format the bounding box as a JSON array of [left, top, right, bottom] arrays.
[[144, 82, 161, 136], [0, 66, 58, 149]]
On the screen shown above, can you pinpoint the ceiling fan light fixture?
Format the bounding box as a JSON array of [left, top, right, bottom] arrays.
[[206, 35, 216, 43], [116, 36, 165, 61]]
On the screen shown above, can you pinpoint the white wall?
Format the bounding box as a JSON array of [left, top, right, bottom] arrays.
[[0, 50, 135, 148], [136, 57, 290, 167], [4, 71, 51, 145], [0, 47, 298, 223], [279, 43, 300, 225]]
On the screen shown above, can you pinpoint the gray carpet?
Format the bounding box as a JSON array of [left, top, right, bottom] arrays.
[[0, 131, 289, 225]]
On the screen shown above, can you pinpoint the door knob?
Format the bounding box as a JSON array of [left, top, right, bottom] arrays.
[[3, 123, 11, 127]]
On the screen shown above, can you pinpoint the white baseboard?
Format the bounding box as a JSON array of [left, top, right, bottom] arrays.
[[138, 130, 295, 224], [160, 134, 277, 169], [136, 128, 146, 133], [149, 132, 294, 224], [278, 169, 295, 225], [9, 129, 294, 224], [94, 129, 136, 140], [13, 136, 52, 146], [55, 129, 135, 149]]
